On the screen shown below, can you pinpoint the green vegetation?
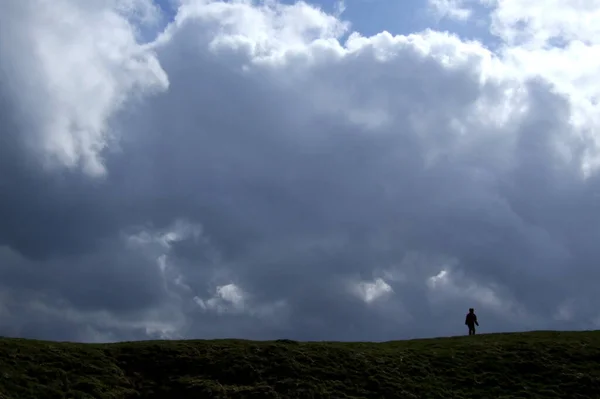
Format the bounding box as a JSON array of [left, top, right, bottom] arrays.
[[0, 331, 599, 398]]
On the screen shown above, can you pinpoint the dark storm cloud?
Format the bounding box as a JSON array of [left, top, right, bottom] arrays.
[[0, 0, 599, 342]]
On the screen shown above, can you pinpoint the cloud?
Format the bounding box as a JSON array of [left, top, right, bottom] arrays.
[[487, 0, 600, 48], [334, 0, 346, 17], [1, 0, 600, 342], [488, 0, 600, 175], [352, 278, 393, 303], [428, 0, 473, 21], [0, 0, 168, 176]]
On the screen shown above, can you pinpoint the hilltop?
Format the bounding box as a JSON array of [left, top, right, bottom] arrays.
[[0, 331, 599, 398]]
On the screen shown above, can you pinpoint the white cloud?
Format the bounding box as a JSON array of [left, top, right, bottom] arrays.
[[486, 0, 600, 172], [352, 278, 393, 303], [195, 283, 246, 313], [334, 0, 347, 17], [429, 0, 473, 21], [487, 0, 600, 48], [0, 0, 168, 176], [194, 283, 288, 323]]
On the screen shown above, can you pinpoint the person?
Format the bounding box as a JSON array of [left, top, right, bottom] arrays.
[[465, 308, 479, 335]]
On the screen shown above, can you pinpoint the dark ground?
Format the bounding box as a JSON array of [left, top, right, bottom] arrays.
[[1, 330, 600, 398]]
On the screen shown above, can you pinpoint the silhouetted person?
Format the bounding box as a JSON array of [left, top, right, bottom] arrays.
[[465, 308, 479, 335]]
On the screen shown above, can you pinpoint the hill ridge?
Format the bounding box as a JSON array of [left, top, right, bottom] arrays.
[[0, 330, 599, 398]]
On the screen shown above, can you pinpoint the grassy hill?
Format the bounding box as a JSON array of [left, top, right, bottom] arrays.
[[0, 331, 599, 398]]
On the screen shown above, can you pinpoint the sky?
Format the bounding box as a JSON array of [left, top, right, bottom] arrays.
[[1, 0, 600, 343]]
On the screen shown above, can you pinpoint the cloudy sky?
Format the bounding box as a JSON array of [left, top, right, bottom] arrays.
[[1, 0, 600, 343]]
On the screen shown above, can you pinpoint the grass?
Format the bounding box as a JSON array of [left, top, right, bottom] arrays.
[[0, 331, 600, 398]]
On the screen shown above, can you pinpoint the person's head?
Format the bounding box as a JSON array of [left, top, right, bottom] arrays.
[[469, 308, 474, 313]]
